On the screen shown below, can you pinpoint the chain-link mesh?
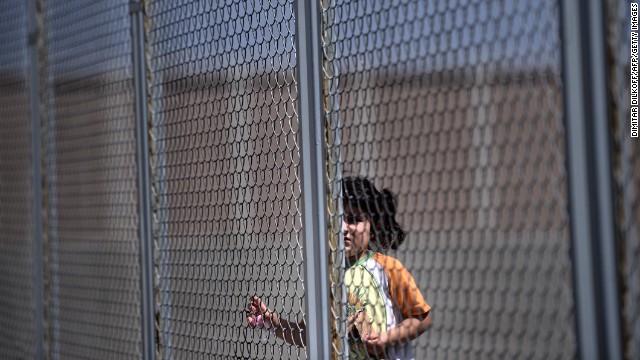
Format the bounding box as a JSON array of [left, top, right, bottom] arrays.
[[323, 1, 576, 359], [0, 2, 36, 358], [607, 1, 640, 359], [146, 1, 306, 358], [4, 1, 639, 359], [42, 2, 143, 358]]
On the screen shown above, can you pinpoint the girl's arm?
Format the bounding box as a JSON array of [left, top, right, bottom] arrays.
[[246, 295, 307, 348], [272, 317, 306, 347], [362, 311, 431, 356], [364, 254, 432, 355]]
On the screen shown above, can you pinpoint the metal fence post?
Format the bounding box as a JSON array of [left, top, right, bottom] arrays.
[[130, 1, 156, 359], [26, 0, 44, 358], [296, 0, 332, 358], [560, 0, 623, 359]]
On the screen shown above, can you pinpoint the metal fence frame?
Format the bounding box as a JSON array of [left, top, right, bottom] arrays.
[[26, 0, 44, 358], [130, 1, 156, 359], [560, 0, 623, 359], [3, 0, 631, 358], [295, 1, 333, 359]]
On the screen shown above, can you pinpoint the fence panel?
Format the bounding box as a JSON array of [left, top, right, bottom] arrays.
[[0, 1, 37, 359], [42, 2, 143, 358], [607, 1, 640, 359], [146, 1, 306, 358], [323, 1, 577, 359], [1, 1, 638, 359]]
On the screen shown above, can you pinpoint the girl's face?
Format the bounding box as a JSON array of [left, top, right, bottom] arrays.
[[342, 204, 372, 261]]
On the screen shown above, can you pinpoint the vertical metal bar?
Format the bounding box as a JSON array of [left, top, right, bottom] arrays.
[[325, 42, 349, 357], [329, 106, 348, 358], [335, 137, 348, 360], [585, 0, 624, 358], [295, 0, 331, 358], [337, 188, 349, 360], [560, 0, 623, 359], [27, 0, 44, 358], [130, 2, 156, 360]]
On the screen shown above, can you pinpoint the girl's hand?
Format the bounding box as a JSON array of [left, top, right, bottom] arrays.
[[246, 295, 277, 329], [346, 308, 365, 333], [361, 331, 390, 356]]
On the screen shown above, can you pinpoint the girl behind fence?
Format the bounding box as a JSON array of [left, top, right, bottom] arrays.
[[247, 176, 431, 359]]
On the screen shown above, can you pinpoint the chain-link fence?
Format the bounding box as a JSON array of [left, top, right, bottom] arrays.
[[0, 0, 636, 359], [323, 1, 575, 359], [146, 1, 306, 359], [0, 1, 37, 359], [41, 1, 143, 358]]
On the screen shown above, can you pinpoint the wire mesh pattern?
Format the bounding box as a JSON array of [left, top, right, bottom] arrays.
[[322, 1, 576, 359], [0, 2, 36, 358], [606, 1, 640, 359], [1, 1, 638, 359], [42, 1, 143, 358], [146, 1, 305, 358]]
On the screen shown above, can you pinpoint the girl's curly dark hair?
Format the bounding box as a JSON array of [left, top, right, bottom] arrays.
[[342, 176, 406, 250]]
